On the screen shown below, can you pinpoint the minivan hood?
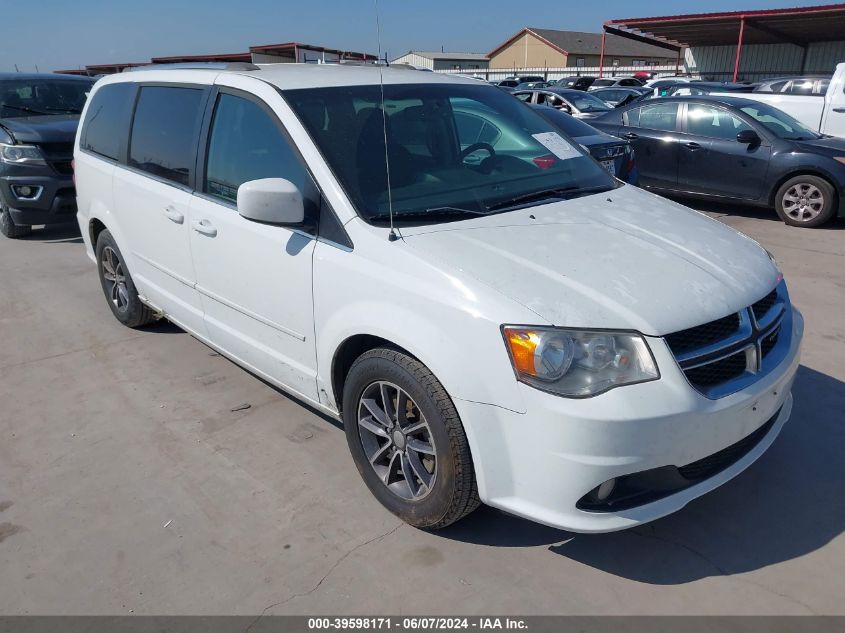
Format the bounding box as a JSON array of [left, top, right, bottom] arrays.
[[0, 115, 80, 144], [401, 185, 778, 336]]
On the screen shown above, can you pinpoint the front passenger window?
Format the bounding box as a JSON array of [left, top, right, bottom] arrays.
[[687, 105, 752, 140], [204, 93, 318, 211]]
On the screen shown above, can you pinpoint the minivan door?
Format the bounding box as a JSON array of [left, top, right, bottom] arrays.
[[112, 84, 209, 334], [188, 85, 319, 401]]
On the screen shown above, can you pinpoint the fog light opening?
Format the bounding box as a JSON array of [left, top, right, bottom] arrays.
[[11, 185, 42, 200], [596, 478, 616, 501]]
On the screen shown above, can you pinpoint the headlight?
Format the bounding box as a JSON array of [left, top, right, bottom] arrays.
[[0, 143, 46, 165], [502, 326, 659, 397]]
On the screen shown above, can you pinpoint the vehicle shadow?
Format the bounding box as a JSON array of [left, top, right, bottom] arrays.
[[677, 197, 845, 230], [439, 365, 845, 584], [20, 222, 83, 243]]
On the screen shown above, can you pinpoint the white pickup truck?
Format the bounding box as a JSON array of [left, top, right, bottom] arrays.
[[718, 63, 845, 137]]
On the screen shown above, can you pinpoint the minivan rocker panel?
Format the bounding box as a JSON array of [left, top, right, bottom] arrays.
[[74, 66, 802, 533]]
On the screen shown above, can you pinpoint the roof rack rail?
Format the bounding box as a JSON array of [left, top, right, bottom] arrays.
[[123, 62, 259, 72]]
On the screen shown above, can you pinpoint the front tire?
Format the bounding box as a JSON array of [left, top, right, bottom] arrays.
[[95, 229, 157, 328], [342, 348, 480, 529], [774, 175, 837, 227], [0, 203, 32, 239]]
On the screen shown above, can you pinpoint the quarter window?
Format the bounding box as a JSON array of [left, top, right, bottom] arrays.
[[82, 83, 135, 161], [129, 86, 205, 186], [686, 105, 752, 139], [631, 103, 678, 131], [204, 93, 318, 210]]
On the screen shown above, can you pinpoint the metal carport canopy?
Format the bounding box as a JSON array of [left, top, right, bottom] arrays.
[[602, 3, 845, 80]]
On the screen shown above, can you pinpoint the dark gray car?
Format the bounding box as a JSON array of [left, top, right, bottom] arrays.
[[0, 73, 95, 238], [591, 95, 845, 227]]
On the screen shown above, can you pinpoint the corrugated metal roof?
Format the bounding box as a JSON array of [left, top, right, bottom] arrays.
[[607, 3, 845, 47]]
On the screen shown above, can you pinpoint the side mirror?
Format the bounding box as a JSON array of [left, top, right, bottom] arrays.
[[736, 129, 761, 145], [558, 102, 572, 113], [237, 178, 304, 225]]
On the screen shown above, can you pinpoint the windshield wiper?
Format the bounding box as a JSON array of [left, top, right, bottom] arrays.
[[44, 106, 82, 114], [368, 206, 489, 223], [486, 185, 609, 212], [2, 104, 51, 116]]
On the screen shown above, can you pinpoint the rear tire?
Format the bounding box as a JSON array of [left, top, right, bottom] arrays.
[[0, 203, 32, 239], [774, 175, 837, 228], [342, 348, 481, 530], [95, 229, 157, 328]]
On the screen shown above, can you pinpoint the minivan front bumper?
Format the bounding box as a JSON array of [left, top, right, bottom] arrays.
[[455, 307, 803, 533]]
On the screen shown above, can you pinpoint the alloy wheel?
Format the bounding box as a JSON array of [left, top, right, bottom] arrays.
[[101, 246, 130, 312], [357, 381, 437, 500], [782, 183, 824, 222]]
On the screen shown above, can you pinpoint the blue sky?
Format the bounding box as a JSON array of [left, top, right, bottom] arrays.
[[1, 0, 830, 72]]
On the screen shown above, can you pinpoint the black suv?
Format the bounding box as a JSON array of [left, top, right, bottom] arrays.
[[0, 73, 95, 238]]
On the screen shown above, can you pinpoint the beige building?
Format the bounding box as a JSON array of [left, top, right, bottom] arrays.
[[488, 28, 677, 70]]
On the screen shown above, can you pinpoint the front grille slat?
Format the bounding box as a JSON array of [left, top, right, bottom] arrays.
[[665, 312, 740, 355], [752, 289, 778, 322], [684, 350, 747, 386], [665, 284, 788, 398]]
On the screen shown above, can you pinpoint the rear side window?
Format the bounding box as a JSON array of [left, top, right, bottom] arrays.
[[129, 86, 204, 186], [203, 93, 318, 211], [81, 83, 135, 161], [632, 103, 678, 131]]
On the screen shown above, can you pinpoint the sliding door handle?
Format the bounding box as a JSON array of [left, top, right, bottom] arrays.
[[163, 206, 184, 224]]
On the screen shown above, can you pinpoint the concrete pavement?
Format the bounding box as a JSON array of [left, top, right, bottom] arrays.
[[1, 204, 843, 615]]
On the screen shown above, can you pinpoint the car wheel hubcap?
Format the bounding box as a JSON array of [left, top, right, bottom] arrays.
[[102, 246, 129, 312], [357, 381, 437, 501], [783, 183, 824, 222]]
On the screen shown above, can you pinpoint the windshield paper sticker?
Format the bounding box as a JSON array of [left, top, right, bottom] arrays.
[[531, 132, 582, 160]]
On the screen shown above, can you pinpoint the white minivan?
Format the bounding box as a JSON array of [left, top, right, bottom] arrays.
[[75, 64, 803, 533]]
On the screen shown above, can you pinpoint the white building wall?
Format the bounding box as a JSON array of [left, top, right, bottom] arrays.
[[391, 53, 435, 69]]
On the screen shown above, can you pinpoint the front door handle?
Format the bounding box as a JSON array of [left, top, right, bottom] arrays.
[[191, 219, 218, 238], [623, 132, 638, 140], [684, 142, 702, 150], [833, 107, 845, 113], [163, 206, 184, 224]]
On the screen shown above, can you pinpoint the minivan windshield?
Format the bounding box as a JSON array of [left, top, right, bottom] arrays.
[[284, 83, 616, 224], [0, 79, 94, 118]]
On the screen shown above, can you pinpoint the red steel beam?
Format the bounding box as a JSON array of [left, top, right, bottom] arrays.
[[598, 31, 606, 78], [733, 16, 745, 82]]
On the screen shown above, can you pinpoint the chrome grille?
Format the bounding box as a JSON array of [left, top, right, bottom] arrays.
[[665, 281, 791, 399]]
